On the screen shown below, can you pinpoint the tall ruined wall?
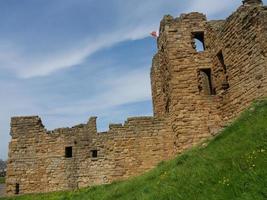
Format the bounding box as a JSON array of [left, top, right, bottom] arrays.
[[151, 13, 223, 153], [205, 1, 267, 121], [151, 0, 267, 153], [6, 116, 174, 195], [6, 0, 267, 196]]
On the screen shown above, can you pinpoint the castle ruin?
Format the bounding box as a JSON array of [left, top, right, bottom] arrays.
[[6, 0, 267, 195]]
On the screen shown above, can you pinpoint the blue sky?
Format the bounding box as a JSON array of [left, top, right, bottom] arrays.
[[0, 0, 266, 159]]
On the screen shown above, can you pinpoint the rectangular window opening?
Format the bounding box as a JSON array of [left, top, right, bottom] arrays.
[[91, 150, 98, 158], [15, 183, 20, 195], [198, 68, 216, 95], [192, 32, 205, 52], [65, 146, 72, 158]]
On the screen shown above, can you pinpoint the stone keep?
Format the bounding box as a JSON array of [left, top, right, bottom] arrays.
[[6, 0, 267, 195]]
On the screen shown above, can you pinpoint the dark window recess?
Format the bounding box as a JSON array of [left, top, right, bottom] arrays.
[[192, 32, 205, 52], [65, 146, 72, 158], [217, 51, 229, 89], [15, 183, 20, 195], [91, 150, 98, 158], [165, 98, 170, 114], [198, 69, 216, 95]]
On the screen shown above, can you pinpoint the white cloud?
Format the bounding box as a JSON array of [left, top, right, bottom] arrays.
[[0, 0, 167, 79], [186, 0, 240, 17], [0, 23, 157, 79], [0, 0, 242, 79], [43, 67, 151, 116]]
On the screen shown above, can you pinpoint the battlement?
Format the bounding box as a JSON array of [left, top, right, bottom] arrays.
[[11, 116, 42, 126], [6, 0, 267, 196], [10, 116, 45, 138]]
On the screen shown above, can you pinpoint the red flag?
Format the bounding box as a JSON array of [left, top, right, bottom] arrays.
[[150, 31, 158, 38]]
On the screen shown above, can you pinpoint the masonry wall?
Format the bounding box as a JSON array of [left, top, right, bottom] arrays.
[[6, 0, 267, 196], [151, 0, 267, 153], [205, 3, 267, 122], [6, 116, 174, 195], [151, 13, 223, 153]]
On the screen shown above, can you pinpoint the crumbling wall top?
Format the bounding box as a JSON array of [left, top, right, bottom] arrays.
[[243, 0, 263, 5], [179, 12, 207, 21], [208, 20, 226, 33], [10, 116, 45, 138]]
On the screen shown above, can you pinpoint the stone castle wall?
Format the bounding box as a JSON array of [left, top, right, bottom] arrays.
[[6, 116, 174, 194], [151, 12, 223, 154], [6, 0, 267, 196], [207, 3, 267, 121]]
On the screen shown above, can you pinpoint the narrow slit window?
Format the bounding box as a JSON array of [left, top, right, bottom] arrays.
[[15, 183, 20, 195], [165, 98, 170, 114], [91, 150, 98, 158], [192, 32, 205, 52], [217, 51, 229, 89], [198, 68, 215, 95], [65, 146, 72, 158]]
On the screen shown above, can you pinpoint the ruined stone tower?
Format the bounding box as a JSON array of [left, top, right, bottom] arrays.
[[6, 0, 267, 195]]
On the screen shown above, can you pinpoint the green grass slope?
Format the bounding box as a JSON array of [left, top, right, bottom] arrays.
[[2, 100, 267, 200], [0, 177, 4, 184]]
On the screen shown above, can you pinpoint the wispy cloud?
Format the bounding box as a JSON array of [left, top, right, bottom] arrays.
[[43, 67, 151, 116], [0, 0, 244, 79], [0, 27, 149, 79], [0, 0, 181, 79], [186, 0, 241, 18], [12, 25, 156, 78]]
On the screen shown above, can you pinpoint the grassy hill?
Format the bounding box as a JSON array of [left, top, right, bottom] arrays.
[[2, 100, 267, 200]]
